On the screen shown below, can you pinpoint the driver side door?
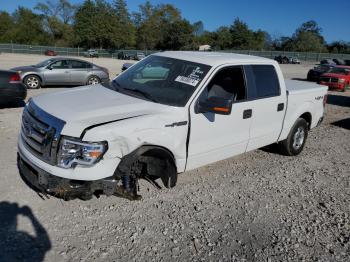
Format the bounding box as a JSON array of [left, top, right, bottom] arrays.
[[44, 60, 71, 84], [186, 65, 253, 171]]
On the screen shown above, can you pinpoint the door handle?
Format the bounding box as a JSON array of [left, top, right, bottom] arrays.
[[243, 109, 252, 119], [65, 71, 70, 73], [277, 103, 284, 111]]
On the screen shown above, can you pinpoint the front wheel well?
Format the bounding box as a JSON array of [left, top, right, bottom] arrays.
[[299, 112, 312, 129], [116, 145, 178, 188], [23, 74, 42, 83]]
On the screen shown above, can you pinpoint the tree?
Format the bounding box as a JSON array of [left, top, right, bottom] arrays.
[[11, 7, 49, 45], [35, 0, 76, 46], [74, 0, 118, 48], [161, 19, 193, 50], [213, 26, 232, 49], [229, 18, 265, 50], [292, 20, 326, 52], [327, 41, 350, 54], [112, 0, 135, 48], [0, 12, 14, 43]]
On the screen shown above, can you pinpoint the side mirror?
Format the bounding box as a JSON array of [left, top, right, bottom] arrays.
[[195, 96, 233, 115], [47, 66, 52, 70]]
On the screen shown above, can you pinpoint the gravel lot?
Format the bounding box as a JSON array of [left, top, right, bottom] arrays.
[[0, 53, 349, 261]]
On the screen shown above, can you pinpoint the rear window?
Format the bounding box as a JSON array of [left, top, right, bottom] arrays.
[[250, 65, 280, 98], [70, 60, 92, 69]]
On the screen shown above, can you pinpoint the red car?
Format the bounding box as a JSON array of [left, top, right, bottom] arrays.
[[319, 66, 350, 92], [44, 50, 57, 56]]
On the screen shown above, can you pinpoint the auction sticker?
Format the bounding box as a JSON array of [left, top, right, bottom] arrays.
[[175, 76, 199, 87]]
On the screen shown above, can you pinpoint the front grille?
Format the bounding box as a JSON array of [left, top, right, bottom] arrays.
[[20, 99, 65, 164]]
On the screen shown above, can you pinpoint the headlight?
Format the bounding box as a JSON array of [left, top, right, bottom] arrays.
[[338, 78, 345, 83], [57, 136, 108, 169]]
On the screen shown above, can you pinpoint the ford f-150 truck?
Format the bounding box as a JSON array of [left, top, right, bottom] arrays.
[[17, 52, 328, 200]]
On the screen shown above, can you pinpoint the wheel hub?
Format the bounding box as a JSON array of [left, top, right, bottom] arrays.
[[293, 127, 305, 150]]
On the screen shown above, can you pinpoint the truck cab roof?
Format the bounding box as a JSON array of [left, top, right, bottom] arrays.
[[154, 51, 274, 67]]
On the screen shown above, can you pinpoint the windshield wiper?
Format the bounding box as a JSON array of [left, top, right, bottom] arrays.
[[122, 87, 159, 103]]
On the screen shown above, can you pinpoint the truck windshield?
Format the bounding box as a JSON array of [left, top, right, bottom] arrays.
[[111, 55, 211, 106]]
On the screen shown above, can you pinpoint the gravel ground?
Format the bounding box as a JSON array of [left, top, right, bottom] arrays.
[[0, 53, 349, 261]]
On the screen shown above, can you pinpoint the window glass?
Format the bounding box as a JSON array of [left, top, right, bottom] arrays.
[[50, 60, 69, 69], [203, 67, 246, 102], [111, 55, 211, 107], [251, 65, 280, 98], [70, 60, 91, 69]]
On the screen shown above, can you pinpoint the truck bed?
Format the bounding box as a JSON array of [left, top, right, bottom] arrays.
[[285, 79, 328, 95]]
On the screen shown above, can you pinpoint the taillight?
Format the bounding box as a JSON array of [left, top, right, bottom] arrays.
[[323, 94, 328, 107], [9, 73, 21, 83]]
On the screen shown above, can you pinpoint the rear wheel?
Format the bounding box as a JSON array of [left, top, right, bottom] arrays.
[[87, 75, 101, 85], [24, 75, 41, 89], [279, 118, 308, 156]]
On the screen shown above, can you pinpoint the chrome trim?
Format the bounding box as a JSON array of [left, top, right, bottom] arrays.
[[21, 98, 66, 164]]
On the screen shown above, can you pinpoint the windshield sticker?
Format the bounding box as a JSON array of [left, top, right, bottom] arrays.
[[188, 67, 205, 80], [175, 76, 200, 87]]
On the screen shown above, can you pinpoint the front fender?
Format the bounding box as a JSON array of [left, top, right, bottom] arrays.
[[81, 114, 188, 172]]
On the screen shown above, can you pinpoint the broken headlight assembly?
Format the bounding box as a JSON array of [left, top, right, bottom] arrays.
[[57, 136, 108, 169]]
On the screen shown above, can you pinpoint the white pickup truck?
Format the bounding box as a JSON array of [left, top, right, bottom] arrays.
[[18, 52, 328, 200]]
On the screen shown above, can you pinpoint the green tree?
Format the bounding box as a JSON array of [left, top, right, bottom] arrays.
[[11, 7, 49, 45], [35, 0, 76, 46], [213, 26, 232, 49], [161, 19, 193, 50], [74, 0, 117, 48], [112, 0, 135, 48], [292, 20, 326, 52], [0, 11, 14, 43], [229, 18, 265, 50]]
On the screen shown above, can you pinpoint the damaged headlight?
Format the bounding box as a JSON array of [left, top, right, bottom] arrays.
[[57, 136, 108, 169]]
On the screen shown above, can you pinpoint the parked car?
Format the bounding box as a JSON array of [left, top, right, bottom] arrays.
[[44, 50, 57, 56], [274, 55, 289, 64], [11, 58, 109, 89], [0, 70, 26, 104], [134, 52, 146, 61], [17, 51, 327, 201], [288, 57, 301, 64], [320, 59, 336, 66], [332, 58, 345, 65], [319, 66, 350, 92], [307, 64, 335, 81], [121, 62, 134, 72], [83, 49, 99, 58], [117, 51, 132, 60]]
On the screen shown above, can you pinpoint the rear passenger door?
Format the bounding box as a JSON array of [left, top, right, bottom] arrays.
[[68, 60, 92, 85], [244, 65, 287, 151]]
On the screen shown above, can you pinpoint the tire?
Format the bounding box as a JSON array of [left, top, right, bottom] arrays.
[[24, 75, 41, 89], [87, 75, 101, 85], [279, 118, 308, 156]]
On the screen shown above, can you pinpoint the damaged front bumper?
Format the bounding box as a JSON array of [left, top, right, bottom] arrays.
[[17, 150, 119, 200]]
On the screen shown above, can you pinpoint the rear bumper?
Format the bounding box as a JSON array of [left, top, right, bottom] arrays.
[[0, 84, 27, 102]]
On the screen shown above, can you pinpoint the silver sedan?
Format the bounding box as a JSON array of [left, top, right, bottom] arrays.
[[11, 58, 109, 89]]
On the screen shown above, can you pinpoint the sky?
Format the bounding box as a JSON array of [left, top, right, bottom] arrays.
[[1, 0, 349, 43]]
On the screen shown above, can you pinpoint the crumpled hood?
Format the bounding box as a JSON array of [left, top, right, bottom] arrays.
[[32, 85, 168, 137]]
